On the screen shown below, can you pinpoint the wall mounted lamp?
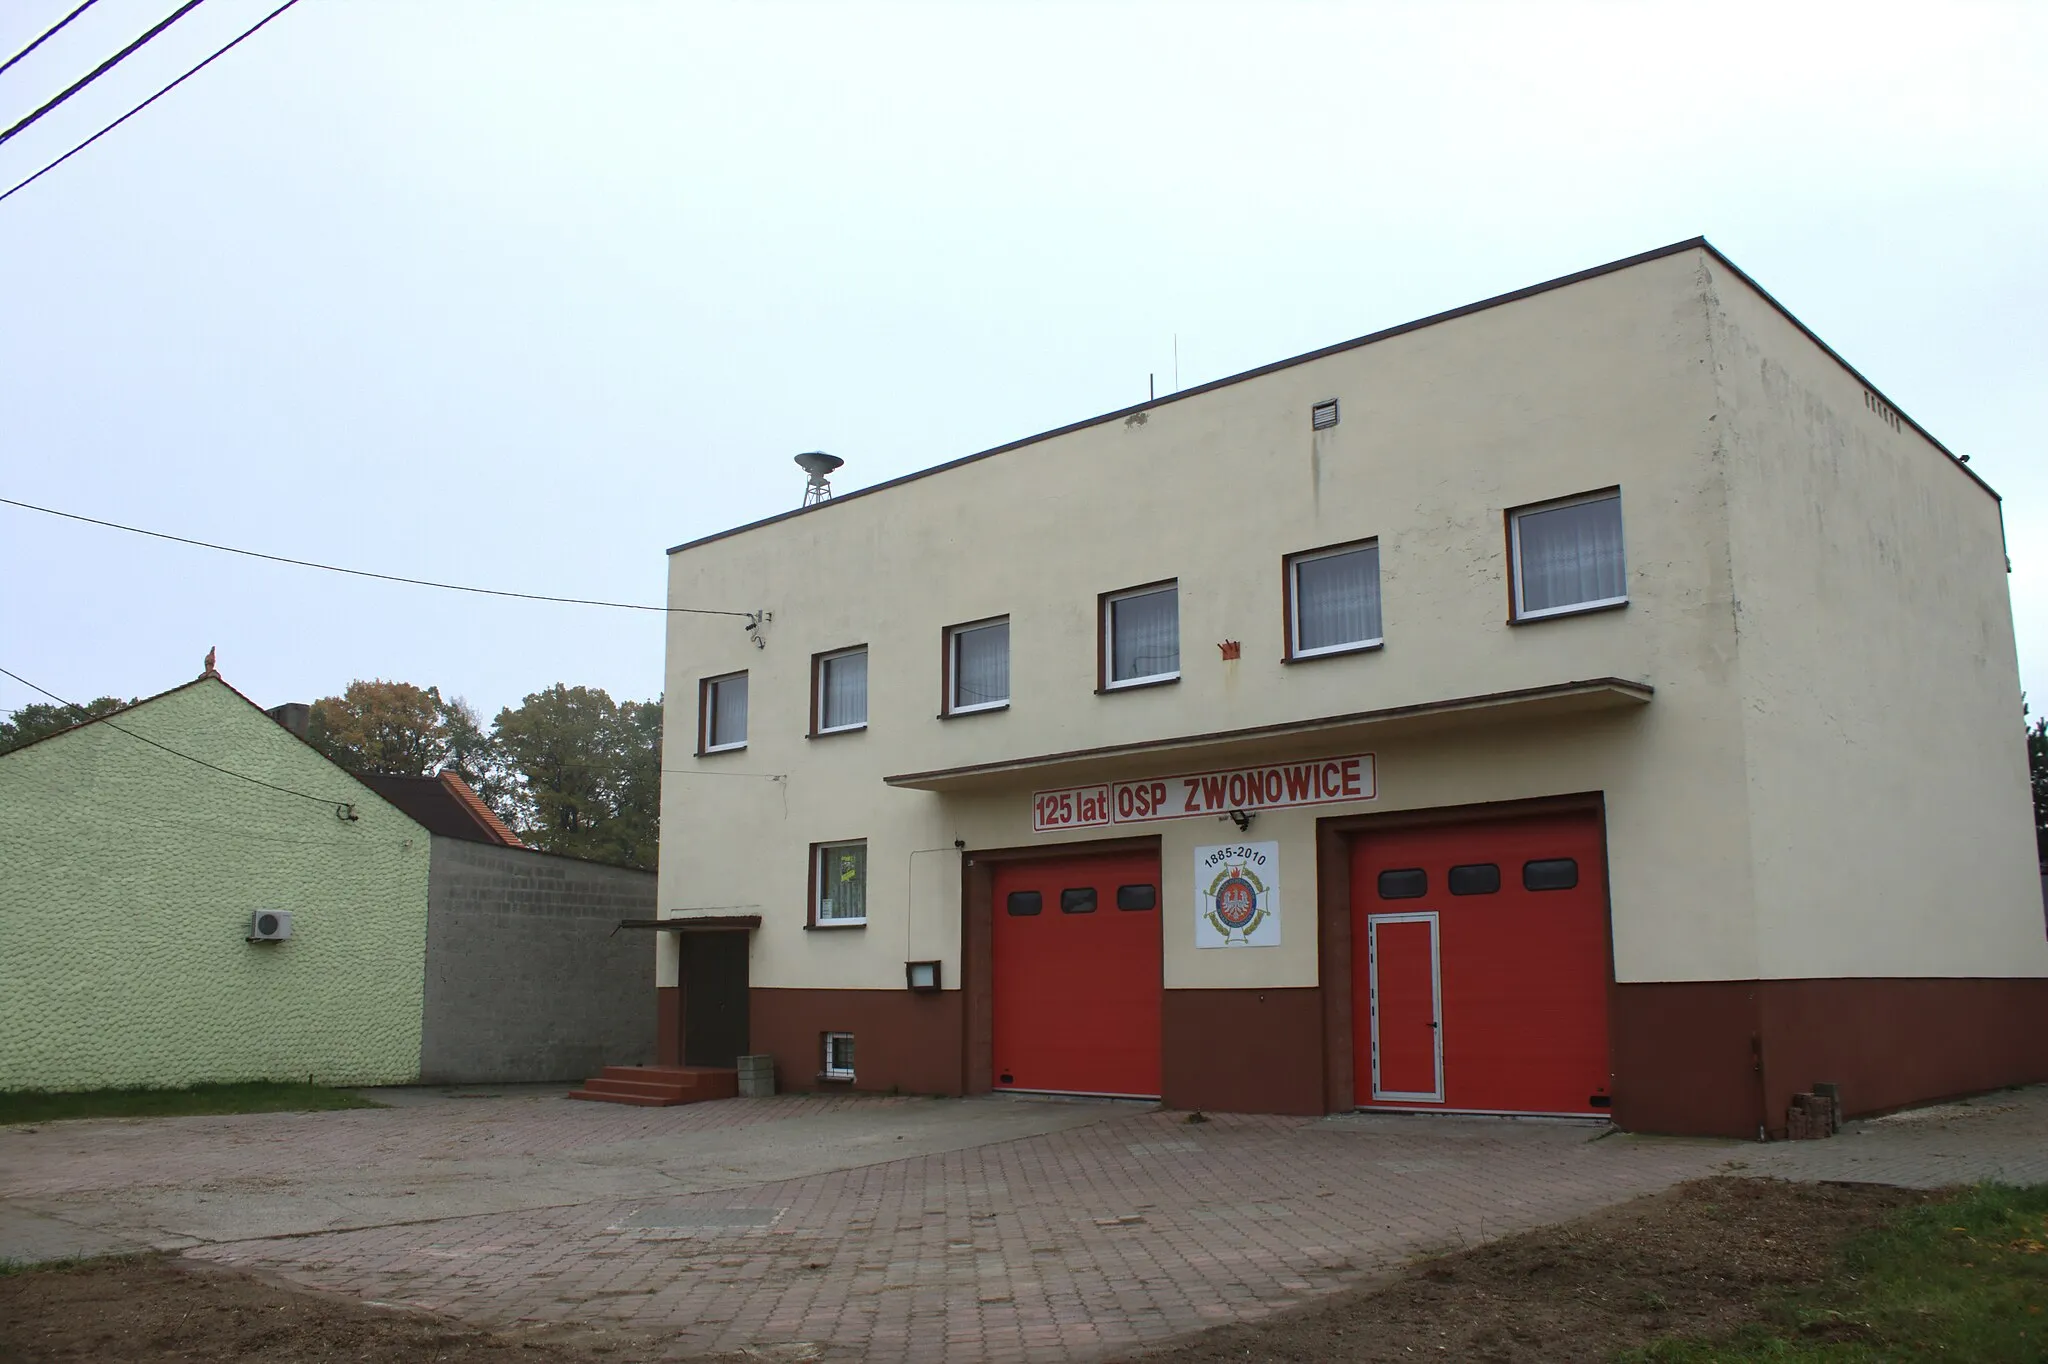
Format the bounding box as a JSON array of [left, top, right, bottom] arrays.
[[905, 960, 941, 992]]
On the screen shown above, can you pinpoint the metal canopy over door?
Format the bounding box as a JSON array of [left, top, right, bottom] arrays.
[[1352, 811, 1612, 1116], [1367, 912, 1444, 1102], [992, 850, 1162, 1098], [680, 930, 750, 1068]]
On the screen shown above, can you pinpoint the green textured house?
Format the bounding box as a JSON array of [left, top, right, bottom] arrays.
[[0, 671, 433, 1092], [1, 667, 662, 1094]]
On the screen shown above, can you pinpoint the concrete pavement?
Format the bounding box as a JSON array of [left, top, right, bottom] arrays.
[[5, 1084, 2044, 1361]]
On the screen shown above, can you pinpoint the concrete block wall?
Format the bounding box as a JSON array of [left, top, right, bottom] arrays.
[[419, 838, 656, 1083]]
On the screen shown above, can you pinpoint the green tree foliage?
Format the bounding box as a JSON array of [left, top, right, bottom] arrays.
[[610, 697, 664, 871], [438, 694, 519, 820], [18, 675, 664, 870], [491, 685, 661, 870], [2029, 711, 2046, 869], [306, 679, 456, 776], [0, 697, 132, 754]]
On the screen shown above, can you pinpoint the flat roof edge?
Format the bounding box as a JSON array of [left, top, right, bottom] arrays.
[[670, 238, 1715, 556], [669, 237, 1993, 558], [1695, 243, 1998, 503]]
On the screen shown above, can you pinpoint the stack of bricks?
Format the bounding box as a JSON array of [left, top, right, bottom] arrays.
[[737, 1053, 776, 1099], [1786, 1087, 1840, 1140]]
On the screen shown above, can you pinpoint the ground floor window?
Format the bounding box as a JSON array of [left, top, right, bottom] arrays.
[[823, 1032, 856, 1080], [815, 841, 868, 925]]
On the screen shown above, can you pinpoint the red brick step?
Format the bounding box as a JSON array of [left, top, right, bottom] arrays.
[[567, 1064, 738, 1107]]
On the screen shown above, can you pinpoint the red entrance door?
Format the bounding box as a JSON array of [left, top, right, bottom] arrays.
[[992, 850, 1162, 1097], [1367, 914, 1442, 1101], [1352, 812, 1612, 1115]]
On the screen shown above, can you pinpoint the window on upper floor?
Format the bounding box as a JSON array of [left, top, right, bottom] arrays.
[[813, 646, 868, 734], [1102, 581, 1179, 689], [945, 617, 1010, 715], [700, 671, 748, 752], [814, 840, 867, 926], [1286, 540, 1383, 659], [1509, 489, 1627, 621]]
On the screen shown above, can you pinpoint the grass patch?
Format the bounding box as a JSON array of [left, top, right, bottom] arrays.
[[0, 1081, 383, 1125], [1624, 1182, 2048, 1362]]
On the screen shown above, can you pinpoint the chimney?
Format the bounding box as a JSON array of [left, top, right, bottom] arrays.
[[266, 702, 311, 739]]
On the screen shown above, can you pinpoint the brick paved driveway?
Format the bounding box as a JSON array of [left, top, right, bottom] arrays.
[[6, 1086, 2044, 1363]]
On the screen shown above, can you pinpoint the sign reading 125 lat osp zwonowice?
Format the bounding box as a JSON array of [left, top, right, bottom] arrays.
[[1030, 754, 1375, 833]]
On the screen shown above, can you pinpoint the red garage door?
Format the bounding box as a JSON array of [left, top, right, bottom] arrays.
[[1352, 813, 1612, 1116], [993, 850, 1162, 1098]]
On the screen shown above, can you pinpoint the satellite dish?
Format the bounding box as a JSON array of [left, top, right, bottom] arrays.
[[795, 451, 844, 506]]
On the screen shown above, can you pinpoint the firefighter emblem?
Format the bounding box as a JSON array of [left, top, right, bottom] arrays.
[[1196, 842, 1280, 947]]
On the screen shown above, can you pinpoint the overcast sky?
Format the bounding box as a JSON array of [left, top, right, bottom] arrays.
[[2, 0, 2043, 727]]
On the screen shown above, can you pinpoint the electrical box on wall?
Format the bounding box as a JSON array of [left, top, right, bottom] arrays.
[[247, 909, 293, 942]]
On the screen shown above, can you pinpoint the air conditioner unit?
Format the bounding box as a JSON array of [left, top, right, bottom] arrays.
[[247, 909, 293, 942]]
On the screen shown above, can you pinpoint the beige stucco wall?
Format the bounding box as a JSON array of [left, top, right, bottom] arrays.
[[1707, 260, 2046, 979], [0, 679, 431, 1091], [662, 247, 1777, 993]]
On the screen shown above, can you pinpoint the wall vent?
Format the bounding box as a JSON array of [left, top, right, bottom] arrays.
[[1863, 389, 1902, 434], [1311, 399, 1340, 431]]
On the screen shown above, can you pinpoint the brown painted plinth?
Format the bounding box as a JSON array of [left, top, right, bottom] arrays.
[[1612, 976, 2048, 1139], [666, 971, 2048, 1136], [1161, 987, 1325, 1115], [655, 986, 681, 1067], [748, 987, 965, 1096]]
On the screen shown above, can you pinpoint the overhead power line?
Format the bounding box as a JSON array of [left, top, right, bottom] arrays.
[[0, 495, 752, 617], [0, 0, 300, 205], [0, 1, 100, 79], [0, 0, 209, 148], [0, 664, 360, 817]]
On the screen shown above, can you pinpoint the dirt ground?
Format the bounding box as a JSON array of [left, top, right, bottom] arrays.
[[1118, 1176, 1935, 1364], [0, 1257, 728, 1364], [1, 1177, 1930, 1364]]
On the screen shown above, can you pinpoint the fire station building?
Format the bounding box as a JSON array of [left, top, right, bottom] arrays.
[[653, 239, 2047, 1138]]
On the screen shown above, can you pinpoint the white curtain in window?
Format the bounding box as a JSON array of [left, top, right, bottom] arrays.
[[820, 843, 866, 921], [821, 651, 867, 728], [711, 675, 747, 745], [1295, 546, 1381, 650], [1111, 588, 1178, 681], [954, 622, 1009, 706], [1518, 497, 1625, 613]]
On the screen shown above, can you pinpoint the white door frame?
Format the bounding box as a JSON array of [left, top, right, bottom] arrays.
[[1367, 911, 1444, 1103]]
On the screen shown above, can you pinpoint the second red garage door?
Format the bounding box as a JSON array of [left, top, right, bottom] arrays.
[[1352, 812, 1613, 1116], [992, 850, 1162, 1098]]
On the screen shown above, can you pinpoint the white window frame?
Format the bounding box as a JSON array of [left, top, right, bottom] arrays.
[[1287, 540, 1383, 659], [1509, 489, 1628, 622], [823, 1031, 856, 1080], [813, 646, 868, 735], [814, 840, 867, 927], [1102, 582, 1180, 690], [701, 671, 748, 753], [946, 616, 1010, 714]]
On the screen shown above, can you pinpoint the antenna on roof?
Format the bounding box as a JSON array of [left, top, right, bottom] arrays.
[[795, 451, 844, 507]]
